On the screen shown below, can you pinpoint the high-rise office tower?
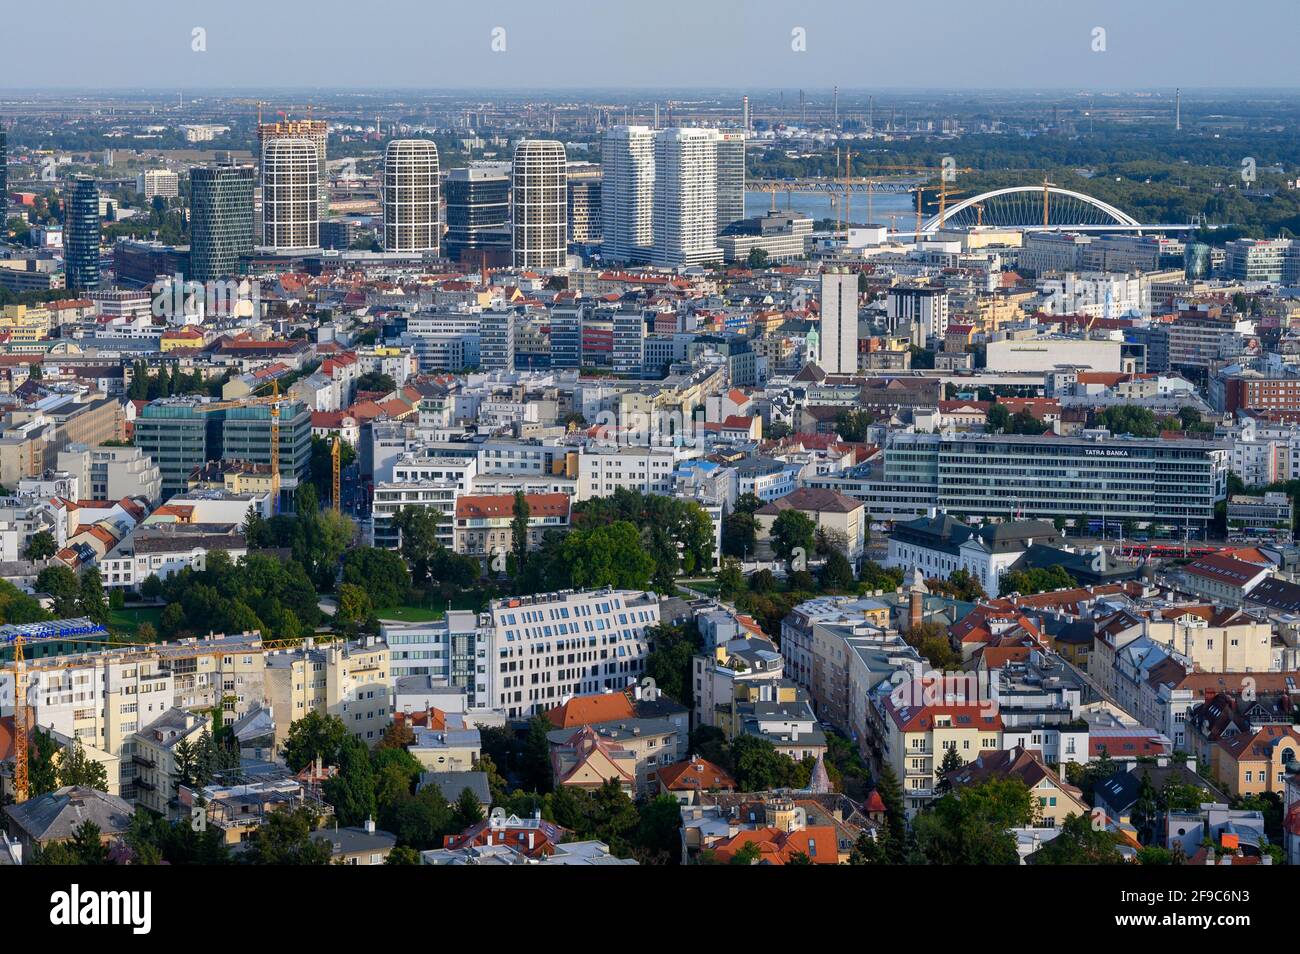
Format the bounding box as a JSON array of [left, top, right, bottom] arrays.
[[511, 139, 568, 269], [445, 163, 511, 265], [383, 139, 440, 254], [651, 128, 721, 268], [601, 125, 655, 263], [64, 176, 101, 291], [190, 163, 255, 281], [567, 163, 602, 245], [549, 304, 583, 370], [819, 268, 859, 375], [0, 130, 7, 210], [716, 131, 746, 232], [260, 138, 319, 253], [257, 117, 328, 214]]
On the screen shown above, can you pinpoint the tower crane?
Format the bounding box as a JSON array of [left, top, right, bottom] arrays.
[[3, 621, 138, 803], [331, 435, 341, 514], [199, 379, 284, 513]]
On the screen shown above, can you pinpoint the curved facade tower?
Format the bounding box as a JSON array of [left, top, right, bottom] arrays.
[[511, 139, 568, 269], [383, 139, 440, 254], [260, 137, 319, 253]]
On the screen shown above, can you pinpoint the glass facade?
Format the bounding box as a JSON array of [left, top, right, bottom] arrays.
[[190, 163, 255, 281], [65, 176, 101, 291]]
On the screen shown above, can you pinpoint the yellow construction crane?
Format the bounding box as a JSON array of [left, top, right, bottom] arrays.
[[331, 435, 341, 514], [5, 625, 147, 803], [200, 379, 284, 513]]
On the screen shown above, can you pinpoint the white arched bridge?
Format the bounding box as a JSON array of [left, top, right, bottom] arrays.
[[921, 185, 1147, 234]]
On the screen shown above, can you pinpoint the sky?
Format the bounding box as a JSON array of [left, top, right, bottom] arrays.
[[5, 0, 1299, 91]]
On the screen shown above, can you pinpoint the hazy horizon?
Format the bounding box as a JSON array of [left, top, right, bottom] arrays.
[[12, 0, 1300, 90]]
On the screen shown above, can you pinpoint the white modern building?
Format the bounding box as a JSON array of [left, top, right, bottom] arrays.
[[512, 139, 568, 269], [601, 125, 656, 264], [260, 137, 319, 253], [577, 445, 677, 500], [819, 269, 858, 375], [485, 588, 661, 718], [383, 140, 440, 254], [651, 128, 722, 268]]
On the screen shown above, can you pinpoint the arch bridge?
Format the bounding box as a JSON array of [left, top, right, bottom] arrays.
[[921, 185, 1142, 233]]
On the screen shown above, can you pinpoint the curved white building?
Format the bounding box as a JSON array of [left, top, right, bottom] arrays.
[[383, 139, 440, 254], [260, 137, 319, 253], [511, 139, 568, 269]]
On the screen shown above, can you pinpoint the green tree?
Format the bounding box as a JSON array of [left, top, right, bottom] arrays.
[[561, 521, 656, 591], [281, 712, 349, 772], [1033, 811, 1125, 865], [644, 622, 704, 708], [511, 490, 531, 574], [634, 794, 684, 864], [835, 408, 875, 442], [341, 546, 411, 609], [391, 505, 444, 585], [336, 582, 374, 629], [999, 565, 1076, 597], [24, 530, 56, 562], [716, 558, 746, 600], [36, 564, 81, 617], [243, 807, 333, 865], [770, 509, 816, 563], [321, 735, 377, 827], [522, 715, 555, 793], [27, 728, 61, 797], [819, 549, 855, 590], [454, 787, 485, 829], [912, 777, 1033, 865], [78, 567, 109, 624], [1098, 405, 1160, 438], [934, 746, 966, 794], [57, 738, 110, 791]]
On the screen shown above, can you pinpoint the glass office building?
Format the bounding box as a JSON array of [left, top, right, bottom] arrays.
[[65, 176, 101, 291], [883, 431, 1227, 531], [190, 163, 255, 281]]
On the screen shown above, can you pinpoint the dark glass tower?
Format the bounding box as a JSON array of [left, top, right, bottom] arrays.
[[0, 130, 7, 212], [64, 176, 101, 291], [444, 165, 511, 264], [190, 163, 255, 281]]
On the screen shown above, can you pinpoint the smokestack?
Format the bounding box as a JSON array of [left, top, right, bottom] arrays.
[[910, 588, 923, 630]]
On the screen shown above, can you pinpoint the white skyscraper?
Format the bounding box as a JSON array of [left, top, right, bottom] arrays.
[[651, 127, 722, 268], [383, 139, 440, 254], [601, 125, 656, 263], [260, 137, 319, 253], [512, 139, 568, 269], [819, 268, 859, 375]]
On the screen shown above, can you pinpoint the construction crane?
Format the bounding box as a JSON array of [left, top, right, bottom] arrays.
[[199, 379, 284, 513], [331, 435, 341, 514], [3, 620, 138, 803]]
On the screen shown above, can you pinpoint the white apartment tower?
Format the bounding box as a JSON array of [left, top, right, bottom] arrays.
[[651, 128, 722, 268], [383, 139, 440, 254], [819, 268, 859, 375], [512, 139, 568, 269], [601, 125, 656, 263], [260, 137, 319, 253]]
